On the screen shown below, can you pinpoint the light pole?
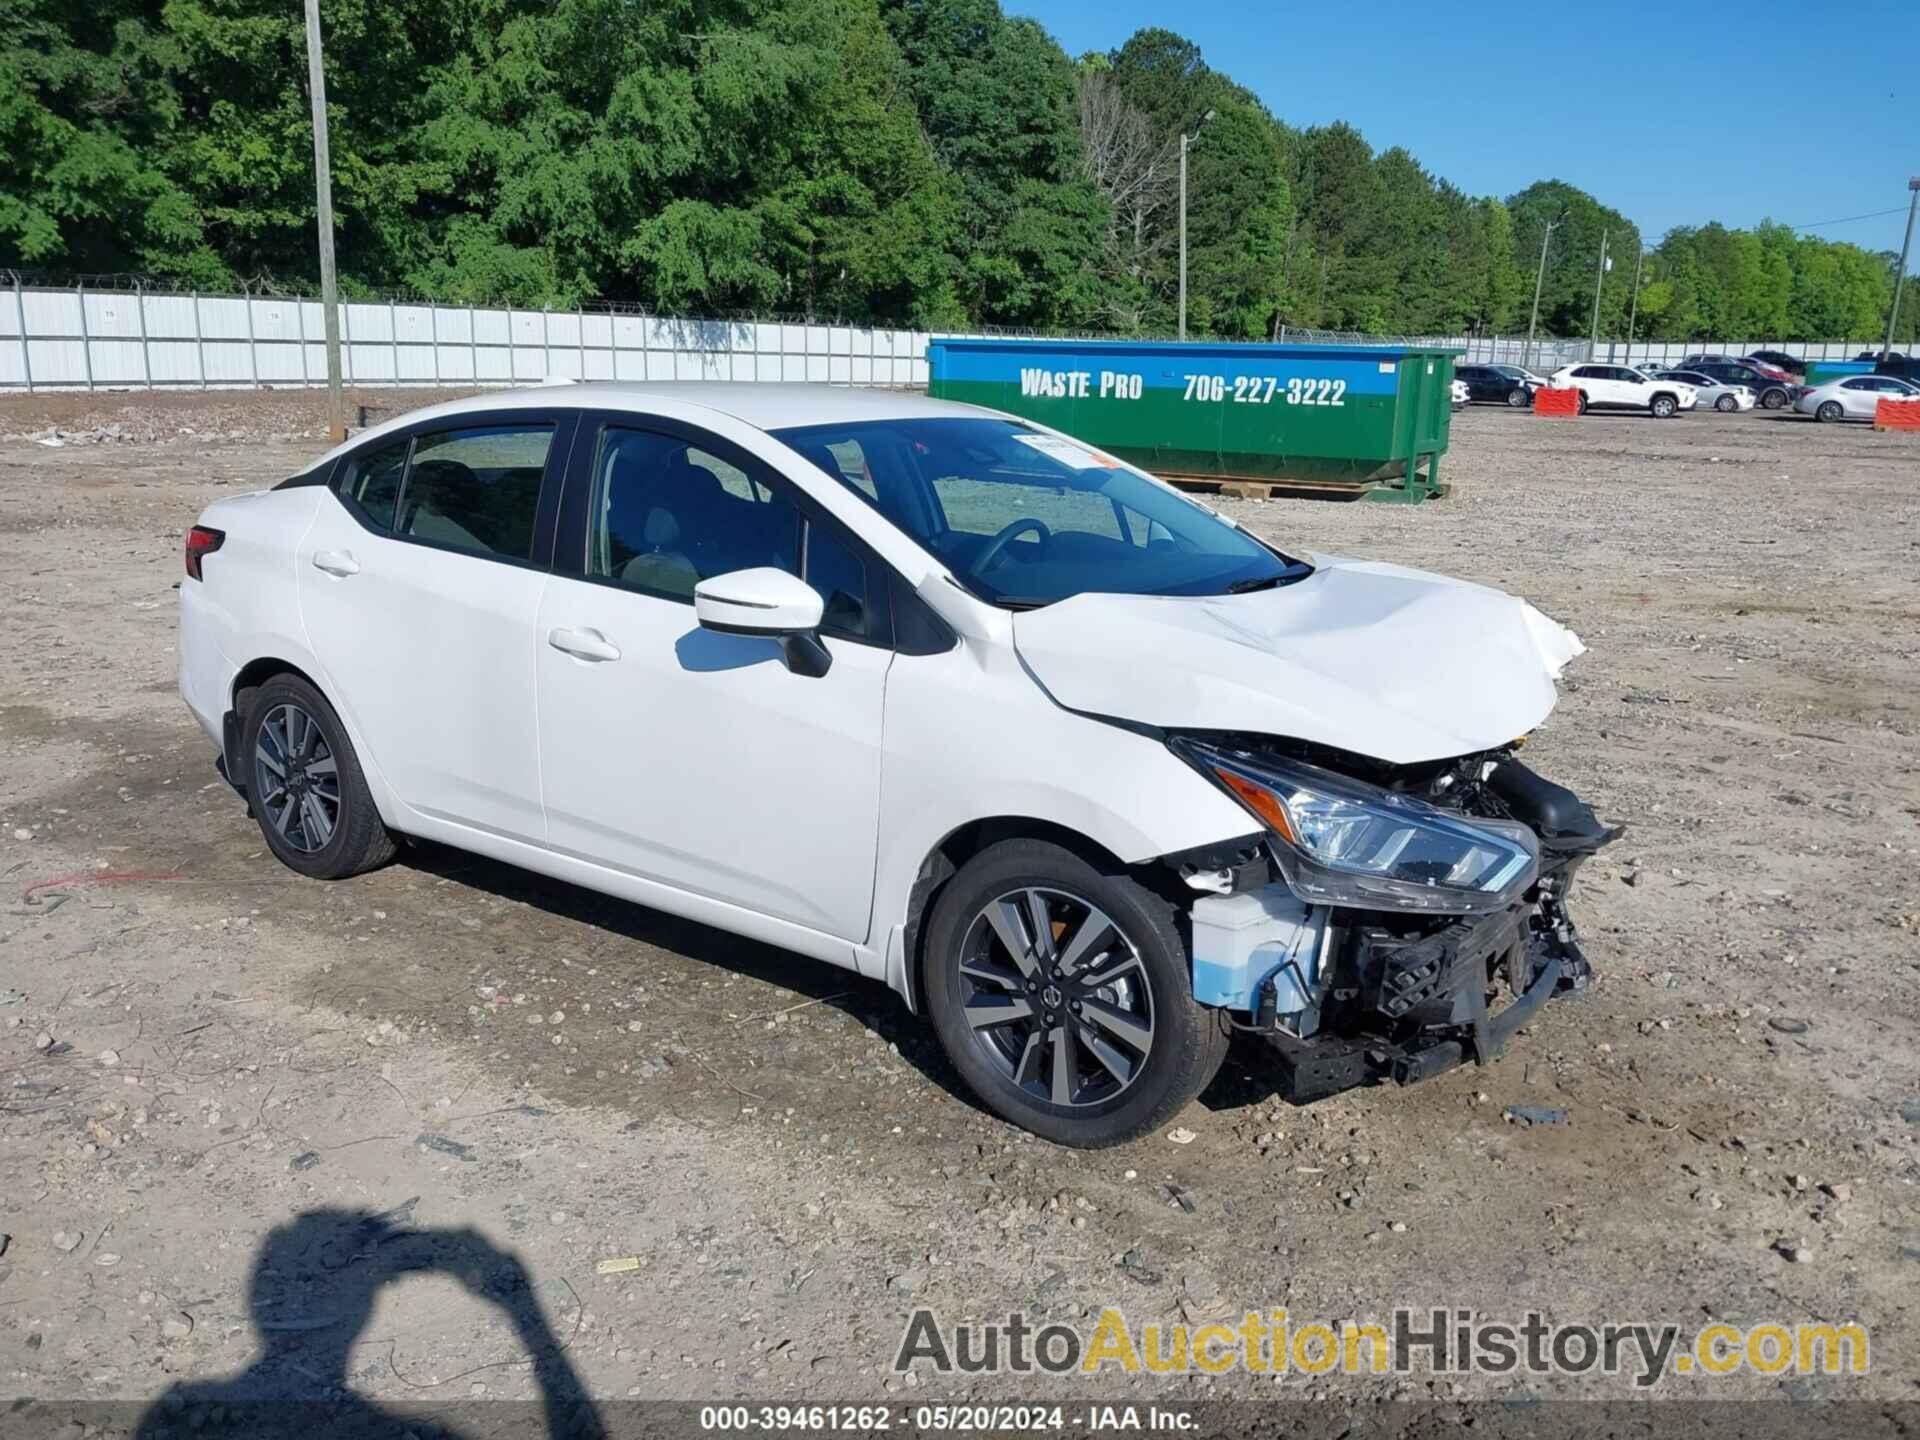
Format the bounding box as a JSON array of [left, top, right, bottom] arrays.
[[1524, 212, 1565, 372], [1622, 243, 1644, 365], [1177, 109, 1215, 342], [1882, 177, 1920, 360], [304, 0, 345, 442], [1588, 228, 1610, 359]]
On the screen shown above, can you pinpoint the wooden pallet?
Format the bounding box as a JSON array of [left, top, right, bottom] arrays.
[[1163, 473, 1378, 503]]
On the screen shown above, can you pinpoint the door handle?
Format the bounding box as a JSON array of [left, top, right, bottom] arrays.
[[547, 626, 621, 663], [312, 549, 360, 577]]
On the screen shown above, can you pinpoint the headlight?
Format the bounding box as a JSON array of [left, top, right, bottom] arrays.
[[1172, 740, 1538, 915]]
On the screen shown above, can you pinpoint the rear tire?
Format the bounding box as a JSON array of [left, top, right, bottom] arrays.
[[1816, 401, 1843, 423], [241, 674, 396, 880], [924, 840, 1229, 1148]]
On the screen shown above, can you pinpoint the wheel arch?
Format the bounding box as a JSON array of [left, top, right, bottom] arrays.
[[887, 816, 1151, 1017], [222, 652, 403, 830], [231, 655, 324, 719]]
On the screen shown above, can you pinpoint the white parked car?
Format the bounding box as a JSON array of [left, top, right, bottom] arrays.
[[1793, 374, 1919, 422], [1651, 369, 1754, 413], [1548, 363, 1697, 417], [179, 384, 1612, 1146]]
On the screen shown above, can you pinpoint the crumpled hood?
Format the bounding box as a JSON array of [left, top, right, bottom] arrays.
[[1011, 555, 1585, 766]]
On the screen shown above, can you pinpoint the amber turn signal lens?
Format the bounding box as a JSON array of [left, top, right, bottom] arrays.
[[1214, 766, 1298, 845]]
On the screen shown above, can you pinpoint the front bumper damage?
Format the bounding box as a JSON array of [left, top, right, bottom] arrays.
[[1202, 751, 1616, 1104], [1261, 852, 1595, 1101]]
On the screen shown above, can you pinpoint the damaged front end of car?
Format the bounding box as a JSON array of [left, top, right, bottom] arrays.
[[1165, 734, 1618, 1103]]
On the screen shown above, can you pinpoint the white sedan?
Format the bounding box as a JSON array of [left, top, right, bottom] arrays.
[[1651, 370, 1755, 413], [178, 382, 1611, 1146], [1794, 374, 1919, 422], [1548, 363, 1697, 417]]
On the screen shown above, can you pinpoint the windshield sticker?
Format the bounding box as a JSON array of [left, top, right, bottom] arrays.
[[1012, 433, 1116, 470]]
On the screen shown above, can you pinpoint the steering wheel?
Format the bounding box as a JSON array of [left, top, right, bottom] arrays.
[[973, 517, 1052, 574]]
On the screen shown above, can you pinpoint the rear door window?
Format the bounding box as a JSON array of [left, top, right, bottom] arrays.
[[397, 425, 554, 560]]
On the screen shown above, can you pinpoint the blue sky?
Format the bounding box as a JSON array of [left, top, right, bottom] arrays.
[[1016, 0, 1919, 251]]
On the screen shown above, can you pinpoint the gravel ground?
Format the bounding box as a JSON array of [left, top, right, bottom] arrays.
[[1, 394, 1917, 1423]]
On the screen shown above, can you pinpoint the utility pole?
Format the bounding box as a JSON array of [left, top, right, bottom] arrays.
[[1177, 109, 1214, 342], [1524, 213, 1564, 372], [304, 0, 345, 442], [1623, 244, 1644, 364], [1883, 177, 1920, 360], [1588, 228, 1609, 359]]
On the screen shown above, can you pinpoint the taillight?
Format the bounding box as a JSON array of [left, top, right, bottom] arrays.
[[185, 526, 225, 581]]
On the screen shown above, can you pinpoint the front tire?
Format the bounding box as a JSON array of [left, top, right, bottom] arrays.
[[242, 673, 396, 880], [924, 840, 1229, 1148], [1506, 387, 1529, 409], [1816, 401, 1843, 423], [1761, 388, 1788, 410], [1650, 393, 1677, 419], [1715, 394, 1737, 413], [1576, 390, 1590, 414]]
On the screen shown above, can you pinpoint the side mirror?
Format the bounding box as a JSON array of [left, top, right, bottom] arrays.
[[693, 567, 832, 677]]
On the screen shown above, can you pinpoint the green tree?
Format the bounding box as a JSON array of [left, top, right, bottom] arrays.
[[0, 0, 1904, 342], [1508, 180, 1640, 338], [882, 0, 1114, 328]]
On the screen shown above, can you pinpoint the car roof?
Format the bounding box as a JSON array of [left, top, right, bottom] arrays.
[[317, 382, 991, 465]]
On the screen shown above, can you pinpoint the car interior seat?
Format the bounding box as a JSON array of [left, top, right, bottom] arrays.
[[399, 459, 488, 551]]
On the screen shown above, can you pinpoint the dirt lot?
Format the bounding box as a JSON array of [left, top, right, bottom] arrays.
[[1, 389, 1917, 1426]]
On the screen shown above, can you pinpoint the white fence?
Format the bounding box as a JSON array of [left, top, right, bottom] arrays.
[[0, 283, 933, 392], [0, 279, 1895, 393]]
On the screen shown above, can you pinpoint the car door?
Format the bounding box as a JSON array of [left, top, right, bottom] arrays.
[[533, 414, 892, 944], [298, 411, 572, 842], [1840, 378, 1884, 418]]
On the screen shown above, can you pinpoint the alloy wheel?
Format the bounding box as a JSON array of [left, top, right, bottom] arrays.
[[253, 703, 341, 854], [956, 887, 1155, 1108]]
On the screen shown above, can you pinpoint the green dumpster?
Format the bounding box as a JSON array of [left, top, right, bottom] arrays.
[[926, 338, 1459, 502]]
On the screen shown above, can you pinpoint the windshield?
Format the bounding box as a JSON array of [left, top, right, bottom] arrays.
[[772, 417, 1305, 607]]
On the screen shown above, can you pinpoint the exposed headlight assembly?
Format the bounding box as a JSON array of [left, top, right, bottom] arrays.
[[1172, 739, 1538, 915]]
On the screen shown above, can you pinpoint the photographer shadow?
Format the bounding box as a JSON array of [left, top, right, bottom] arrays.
[[134, 1206, 605, 1439]]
